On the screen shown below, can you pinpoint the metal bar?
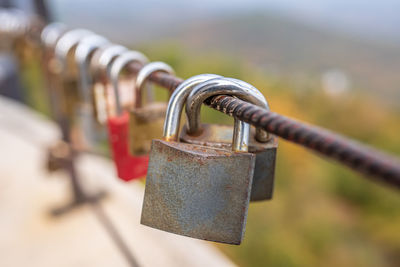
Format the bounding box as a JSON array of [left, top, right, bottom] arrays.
[[124, 65, 400, 188], [2, 12, 399, 188]]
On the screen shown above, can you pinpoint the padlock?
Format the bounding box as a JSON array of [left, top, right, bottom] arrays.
[[74, 34, 110, 147], [129, 61, 174, 155], [182, 78, 278, 201], [45, 140, 71, 172], [0, 9, 36, 51], [54, 29, 94, 119], [54, 29, 99, 148], [163, 74, 276, 201], [141, 75, 256, 245], [89, 44, 128, 125], [106, 50, 150, 181], [40, 23, 68, 120]]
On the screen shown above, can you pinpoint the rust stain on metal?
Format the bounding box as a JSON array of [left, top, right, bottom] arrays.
[[141, 139, 255, 245], [180, 123, 278, 201]]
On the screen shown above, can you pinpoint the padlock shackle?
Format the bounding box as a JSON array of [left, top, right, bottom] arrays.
[[54, 29, 94, 73], [225, 78, 271, 142], [97, 45, 128, 76], [185, 78, 270, 151], [0, 9, 30, 37], [109, 51, 149, 116], [163, 74, 221, 141], [134, 61, 174, 109], [75, 35, 109, 104], [41, 22, 67, 49]]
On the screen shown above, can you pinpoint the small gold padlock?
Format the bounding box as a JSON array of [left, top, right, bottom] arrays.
[[89, 44, 128, 125], [129, 61, 174, 155]]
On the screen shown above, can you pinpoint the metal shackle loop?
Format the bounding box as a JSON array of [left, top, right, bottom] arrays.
[[41, 22, 67, 49], [96, 44, 128, 77], [134, 61, 174, 108], [163, 74, 221, 141], [74, 35, 110, 103], [0, 9, 32, 37], [185, 77, 270, 151], [54, 29, 94, 73], [226, 78, 271, 142], [109, 51, 149, 116]]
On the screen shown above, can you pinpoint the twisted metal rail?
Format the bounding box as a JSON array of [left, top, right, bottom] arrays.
[[2, 9, 400, 189], [124, 65, 400, 189]]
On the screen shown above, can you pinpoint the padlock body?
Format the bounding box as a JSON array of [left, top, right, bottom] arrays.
[[92, 82, 108, 125], [107, 112, 149, 181], [46, 141, 71, 172], [129, 102, 166, 155], [141, 139, 255, 244], [180, 124, 278, 201]]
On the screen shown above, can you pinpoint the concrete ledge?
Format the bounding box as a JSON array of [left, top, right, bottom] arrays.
[[0, 96, 236, 267]]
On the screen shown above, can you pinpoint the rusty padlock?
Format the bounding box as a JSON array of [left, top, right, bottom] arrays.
[[106, 50, 150, 181], [90, 44, 128, 125], [129, 62, 174, 155], [141, 76, 256, 245], [182, 78, 278, 201], [163, 74, 276, 201]]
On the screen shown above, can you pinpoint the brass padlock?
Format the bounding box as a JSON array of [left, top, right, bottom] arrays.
[[90, 44, 128, 125], [182, 78, 278, 201], [129, 61, 174, 155], [108, 50, 149, 115], [141, 74, 256, 245]]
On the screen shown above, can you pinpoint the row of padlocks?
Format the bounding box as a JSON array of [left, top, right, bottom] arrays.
[[1, 10, 278, 245]]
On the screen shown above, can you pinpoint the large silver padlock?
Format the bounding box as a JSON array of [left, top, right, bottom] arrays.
[[182, 78, 278, 201], [141, 74, 256, 245], [129, 61, 174, 155]]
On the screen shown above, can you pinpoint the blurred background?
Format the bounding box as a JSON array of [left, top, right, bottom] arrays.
[[1, 0, 400, 266]]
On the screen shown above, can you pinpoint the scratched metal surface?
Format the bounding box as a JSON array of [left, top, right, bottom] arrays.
[[180, 124, 278, 201], [141, 139, 255, 245]]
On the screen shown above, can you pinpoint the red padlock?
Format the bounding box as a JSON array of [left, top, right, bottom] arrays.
[[107, 112, 149, 181], [106, 51, 150, 181]]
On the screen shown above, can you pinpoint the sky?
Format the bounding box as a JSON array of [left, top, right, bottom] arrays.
[[47, 0, 400, 45]]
